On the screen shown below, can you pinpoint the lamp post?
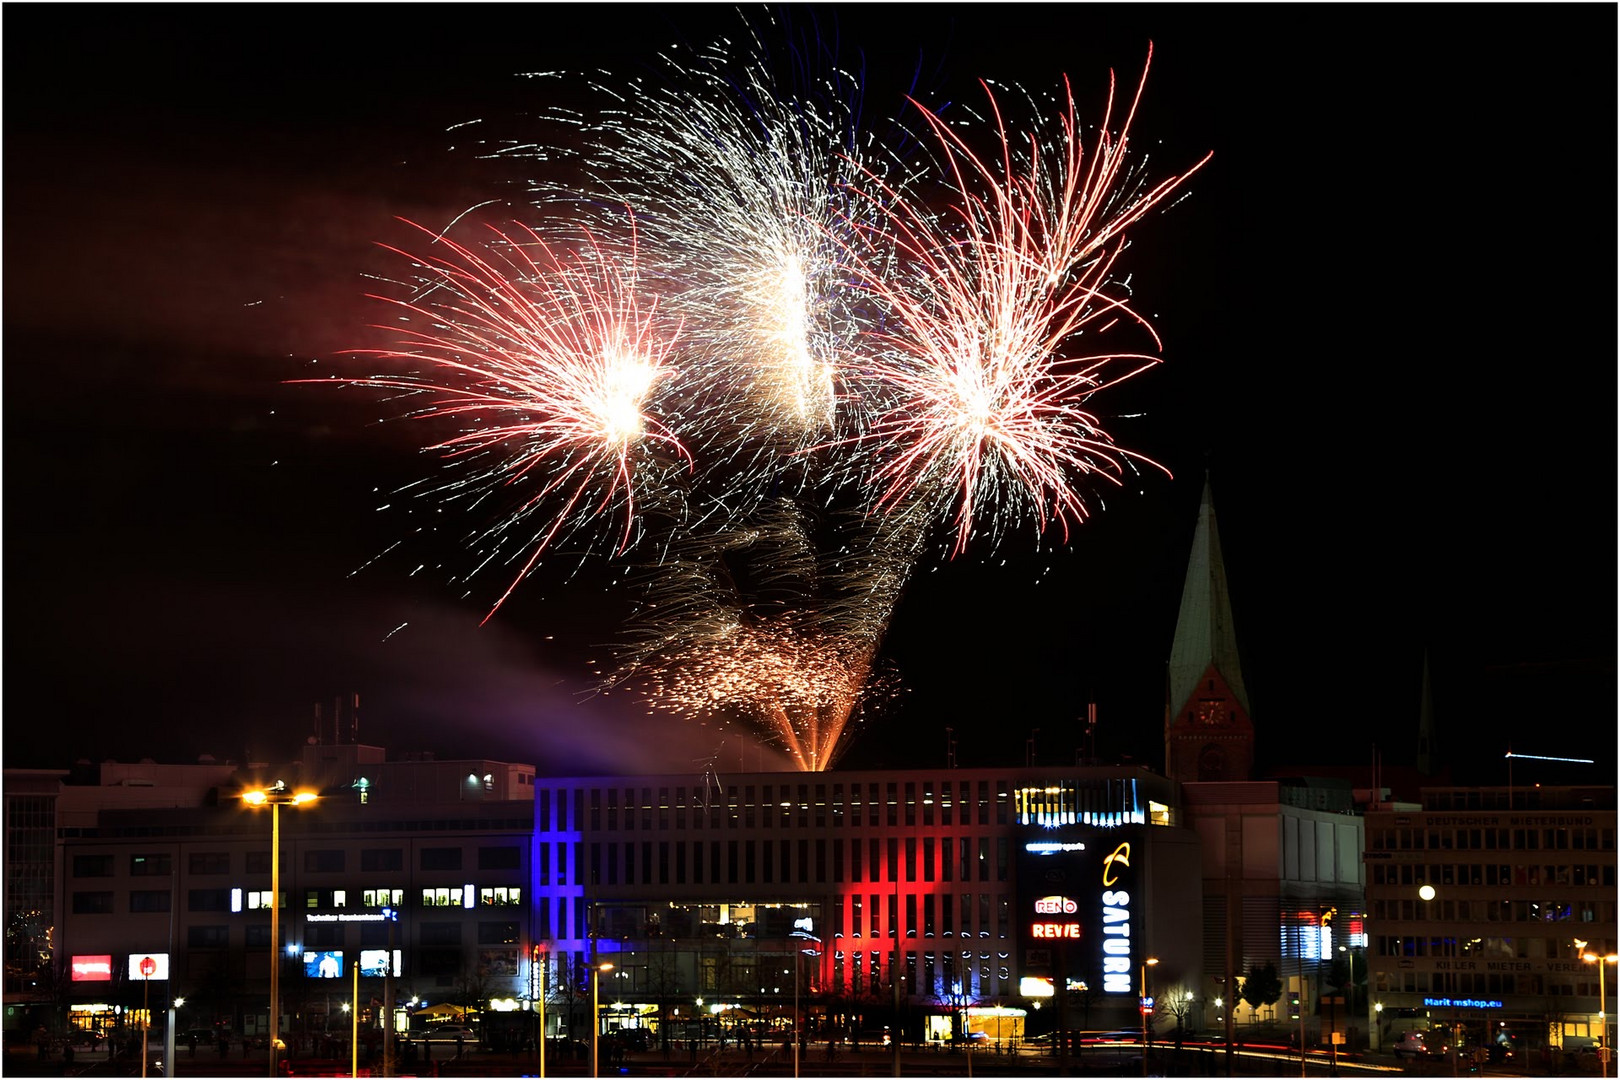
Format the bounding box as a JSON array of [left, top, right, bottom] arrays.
[[243, 781, 317, 1078], [349, 962, 358, 1078], [1579, 944, 1619, 1078], [592, 961, 614, 1077], [138, 956, 155, 1079], [1140, 957, 1158, 1077], [533, 944, 547, 1079], [790, 931, 822, 1079], [165, 996, 184, 1079], [1339, 941, 1360, 1056]]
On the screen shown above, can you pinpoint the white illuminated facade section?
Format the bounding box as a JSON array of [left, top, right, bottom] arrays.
[[1014, 779, 1148, 828]]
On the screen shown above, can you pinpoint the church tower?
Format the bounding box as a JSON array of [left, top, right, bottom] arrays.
[[1164, 475, 1255, 782]]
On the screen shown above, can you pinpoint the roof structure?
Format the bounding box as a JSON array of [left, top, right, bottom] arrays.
[[1166, 475, 1250, 718]]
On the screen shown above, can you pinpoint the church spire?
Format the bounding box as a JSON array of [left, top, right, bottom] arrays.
[[1164, 474, 1255, 782], [1168, 474, 1250, 715]]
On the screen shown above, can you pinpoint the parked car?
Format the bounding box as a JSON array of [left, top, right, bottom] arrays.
[[406, 1025, 477, 1044]]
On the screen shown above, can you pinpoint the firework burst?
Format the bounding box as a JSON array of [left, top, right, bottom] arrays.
[[841, 47, 1211, 554], [522, 10, 907, 495], [318, 25, 1208, 770], [313, 215, 688, 622]]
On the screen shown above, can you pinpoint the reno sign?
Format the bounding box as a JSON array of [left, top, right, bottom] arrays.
[[1031, 894, 1082, 939]]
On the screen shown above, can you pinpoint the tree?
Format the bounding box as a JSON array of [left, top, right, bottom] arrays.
[[1240, 963, 1283, 1020], [1164, 985, 1196, 1038]]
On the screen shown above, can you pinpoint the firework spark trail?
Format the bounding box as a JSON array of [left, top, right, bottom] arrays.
[[607, 499, 912, 771], [321, 25, 1207, 770], [311, 215, 689, 622], [837, 47, 1212, 555], [524, 12, 907, 496]]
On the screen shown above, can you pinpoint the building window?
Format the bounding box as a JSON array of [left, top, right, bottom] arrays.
[[189, 852, 230, 875], [245, 889, 276, 910], [304, 850, 344, 874], [420, 922, 461, 946], [421, 848, 462, 872], [72, 855, 113, 878], [361, 849, 403, 872], [308, 923, 342, 947], [478, 845, 521, 870], [246, 851, 273, 874], [362, 888, 403, 909], [479, 887, 522, 907], [478, 921, 520, 945], [189, 889, 232, 912], [72, 891, 114, 914], [130, 890, 171, 914], [130, 854, 172, 876], [188, 925, 229, 948]]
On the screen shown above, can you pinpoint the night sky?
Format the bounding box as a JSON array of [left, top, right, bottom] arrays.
[[4, 4, 1614, 787]]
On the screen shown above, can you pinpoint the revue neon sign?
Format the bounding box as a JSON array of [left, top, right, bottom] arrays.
[[1031, 894, 1081, 938]]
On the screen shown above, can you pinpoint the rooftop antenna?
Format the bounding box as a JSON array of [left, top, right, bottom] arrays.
[[1026, 728, 1039, 767], [946, 727, 957, 770]]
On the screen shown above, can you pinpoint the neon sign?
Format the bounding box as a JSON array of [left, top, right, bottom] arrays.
[[71, 955, 112, 982], [1032, 922, 1082, 939], [1101, 842, 1134, 992]]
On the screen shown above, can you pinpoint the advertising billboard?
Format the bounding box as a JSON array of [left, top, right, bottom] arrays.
[[128, 952, 170, 980], [359, 949, 400, 977], [1018, 827, 1145, 997], [70, 955, 113, 982], [303, 950, 344, 978]]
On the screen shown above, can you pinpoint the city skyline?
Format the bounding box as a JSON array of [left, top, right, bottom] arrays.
[[4, 5, 1614, 786]]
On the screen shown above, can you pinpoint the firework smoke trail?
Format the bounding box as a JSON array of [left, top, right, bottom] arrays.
[[840, 47, 1212, 555], [607, 499, 916, 771], [311, 215, 689, 623]]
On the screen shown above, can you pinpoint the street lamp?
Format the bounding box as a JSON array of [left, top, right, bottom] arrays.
[[243, 781, 317, 1078], [790, 931, 822, 1079], [165, 996, 185, 1080], [533, 944, 548, 1079], [1339, 943, 1357, 1051], [1578, 942, 1619, 1079], [592, 961, 614, 1077], [137, 955, 157, 1078], [1140, 957, 1159, 1077]]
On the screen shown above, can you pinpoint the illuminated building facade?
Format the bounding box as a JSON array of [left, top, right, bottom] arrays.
[[1364, 785, 1617, 1053], [3, 769, 69, 1029], [46, 743, 539, 1042], [532, 765, 1202, 1041]]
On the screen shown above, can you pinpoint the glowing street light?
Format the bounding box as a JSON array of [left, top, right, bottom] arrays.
[[592, 961, 614, 1076], [1140, 957, 1159, 1077], [242, 781, 317, 1077], [790, 930, 822, 1078], [1578, 941, 1619, 1078]]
